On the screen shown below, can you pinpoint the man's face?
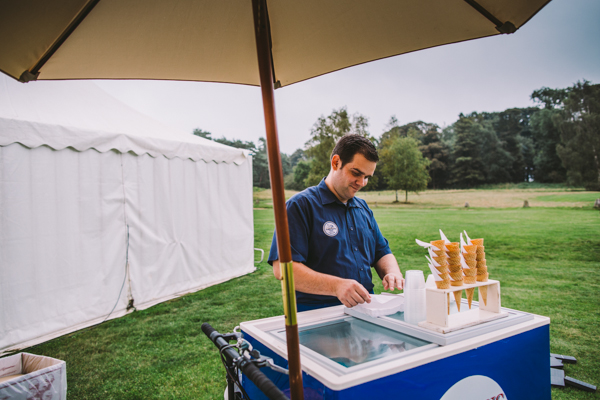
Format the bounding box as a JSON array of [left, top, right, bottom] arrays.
[[330, 153, 376, 202]]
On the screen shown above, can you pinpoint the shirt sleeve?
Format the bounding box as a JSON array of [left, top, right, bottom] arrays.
[[267, 198, 311, 265]]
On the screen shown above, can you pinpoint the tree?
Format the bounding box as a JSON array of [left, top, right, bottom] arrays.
[[304, 107, 373, 187], [192, 128, 212, 139], [380, 137, 430, 203], [556, 81, 600, 189], [419, 125, 450, 189], [530, 108, 566, 182], [449, 115, 486, 188]]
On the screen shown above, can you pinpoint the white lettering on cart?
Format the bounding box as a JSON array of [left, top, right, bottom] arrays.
[[440, 375, 507, 400]]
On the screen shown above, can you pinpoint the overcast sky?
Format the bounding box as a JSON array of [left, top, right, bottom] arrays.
[[96, 0, 600, 154]]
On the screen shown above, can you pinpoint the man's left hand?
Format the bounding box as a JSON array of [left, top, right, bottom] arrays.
[[382, 273, 404, 291]]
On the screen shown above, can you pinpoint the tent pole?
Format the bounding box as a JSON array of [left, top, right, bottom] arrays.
[[252, 1, 304, 399]]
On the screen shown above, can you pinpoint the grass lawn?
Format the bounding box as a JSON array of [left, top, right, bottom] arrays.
[[18, 193, 600, 399]]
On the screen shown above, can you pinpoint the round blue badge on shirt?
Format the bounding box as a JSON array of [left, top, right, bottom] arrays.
[[323, 221, 339, 237]]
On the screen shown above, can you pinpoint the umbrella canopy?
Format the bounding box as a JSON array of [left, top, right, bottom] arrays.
[[1, 0, 549, 85], [0, 1, 551, 398]]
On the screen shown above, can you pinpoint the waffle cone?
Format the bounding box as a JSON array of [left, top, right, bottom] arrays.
[[464, 275, 477, 284], [466, 259, 477, 269], [435, 265, 450, 274], [453, 290, 463, 312], [476, 252, 485, 261], [435, 280, 450, 289], [433, 256, 448, 266], [479, 285, 488, 306], [449, 264, 462, 273], [448, 256, 461, 266], [463, 267, 477, 277], [430, 240, 447, 251], [463, 244, 477, 254], [477, 272, 489, 282], [463, 253, 477, 261], [450, 280, 463, 286], [450, 271, 463, 280], [447, 293, 451, 315], [439, 273, 450, 281], [470, 238, 484, 246], [477, 266, 488, 276], [432, 249, 446, 257], [476, 246, 485, 254], [466, 288, 475, 309], [447, 250, 460, 258], [446, 242, 460, 252]]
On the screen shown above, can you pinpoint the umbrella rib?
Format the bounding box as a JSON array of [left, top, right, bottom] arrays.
[[20, 0, 101, 82], [263, 2, 280, 88], [463, 0, 517, 34]]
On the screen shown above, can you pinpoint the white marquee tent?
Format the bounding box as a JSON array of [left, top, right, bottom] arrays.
[[0, 75, 255, 355]]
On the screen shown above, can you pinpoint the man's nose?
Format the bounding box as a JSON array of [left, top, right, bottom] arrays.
[[357, 176, 367, 187]]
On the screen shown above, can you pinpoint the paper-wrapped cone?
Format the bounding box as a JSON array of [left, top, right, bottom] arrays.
[[447, 293, 450, 315], [477, 272, 489, 282], [471, 238, 484, 246], [463, 253, 477, 261], [464, 267, 477, 277], [447, 250, 460, 258], [450, 271, 463, 281], [466, 259, 477, 269], [463, 244, 477, 254], [446, 242, 460, 252], [477, 266, 488, 275], [448, 256, 461, 266], [466, 288, 475, 309], [435, 280, 450, 289], [479, 285, 488, 305], [453, 290, 463, 312], [435, 266, 450, 274], [476, 245, 485, 254], [476, 252, 485, 261], [433, 256, 449, 266], [448, 264, 462, 273], [464, 275, 477, 284], [430, 240, 447, 251]]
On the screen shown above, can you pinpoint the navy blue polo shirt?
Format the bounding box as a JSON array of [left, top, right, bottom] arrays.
[[268, 179, 392, 306]]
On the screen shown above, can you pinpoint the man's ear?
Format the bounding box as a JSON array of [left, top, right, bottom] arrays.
[[331, 154, 341, 170]]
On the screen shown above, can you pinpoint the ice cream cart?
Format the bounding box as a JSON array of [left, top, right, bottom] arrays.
[[239, 293, 550, 399]]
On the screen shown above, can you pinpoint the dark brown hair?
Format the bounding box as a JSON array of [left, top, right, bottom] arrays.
[[331, 134, 379, 167]]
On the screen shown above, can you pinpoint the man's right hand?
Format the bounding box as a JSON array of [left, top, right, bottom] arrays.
[[335, 279, 371, 308]]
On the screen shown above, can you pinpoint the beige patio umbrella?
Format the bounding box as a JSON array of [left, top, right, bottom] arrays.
[[0, 1, 551, 398]]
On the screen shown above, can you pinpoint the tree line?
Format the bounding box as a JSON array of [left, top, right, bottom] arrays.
[[194, 80, 599, 197]]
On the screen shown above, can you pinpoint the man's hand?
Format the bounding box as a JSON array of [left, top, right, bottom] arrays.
[[335, 279, 371, 308], [382, 273, 404, 291]]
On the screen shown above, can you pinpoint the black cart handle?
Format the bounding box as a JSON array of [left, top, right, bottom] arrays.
[[202, 323, 289, 400]]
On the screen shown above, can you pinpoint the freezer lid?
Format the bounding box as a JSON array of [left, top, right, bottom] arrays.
[[269, 315, 437, 375]]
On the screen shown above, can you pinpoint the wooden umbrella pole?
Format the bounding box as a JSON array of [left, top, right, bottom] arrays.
[[251, 0, 304, 399]]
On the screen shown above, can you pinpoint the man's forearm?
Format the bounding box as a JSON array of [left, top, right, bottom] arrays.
[[272, 260, 343, 296], [374, 253, 402, 279]]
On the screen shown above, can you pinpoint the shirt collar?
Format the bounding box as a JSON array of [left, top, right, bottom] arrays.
[[317, 178, 362, 208]]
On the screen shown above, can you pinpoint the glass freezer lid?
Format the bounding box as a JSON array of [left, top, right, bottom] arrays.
[[269, 316, 437, 375]]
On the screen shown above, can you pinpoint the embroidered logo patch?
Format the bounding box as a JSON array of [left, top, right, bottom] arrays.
[[323, 221, 339, 237]]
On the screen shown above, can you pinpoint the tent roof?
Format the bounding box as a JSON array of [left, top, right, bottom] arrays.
[[0, 75, 248, 164]]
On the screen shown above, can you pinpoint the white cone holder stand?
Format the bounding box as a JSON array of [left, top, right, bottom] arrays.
[[418, 279, 508, 334]]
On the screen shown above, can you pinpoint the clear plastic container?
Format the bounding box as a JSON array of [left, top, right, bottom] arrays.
[[403, 270, 426, 325]]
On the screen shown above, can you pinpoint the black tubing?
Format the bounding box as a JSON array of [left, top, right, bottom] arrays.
[[240, 361, 289, 400], [202, 323, 290, 400]]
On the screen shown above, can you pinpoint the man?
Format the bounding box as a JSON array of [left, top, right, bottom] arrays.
[[269, 134, 404, 312]]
